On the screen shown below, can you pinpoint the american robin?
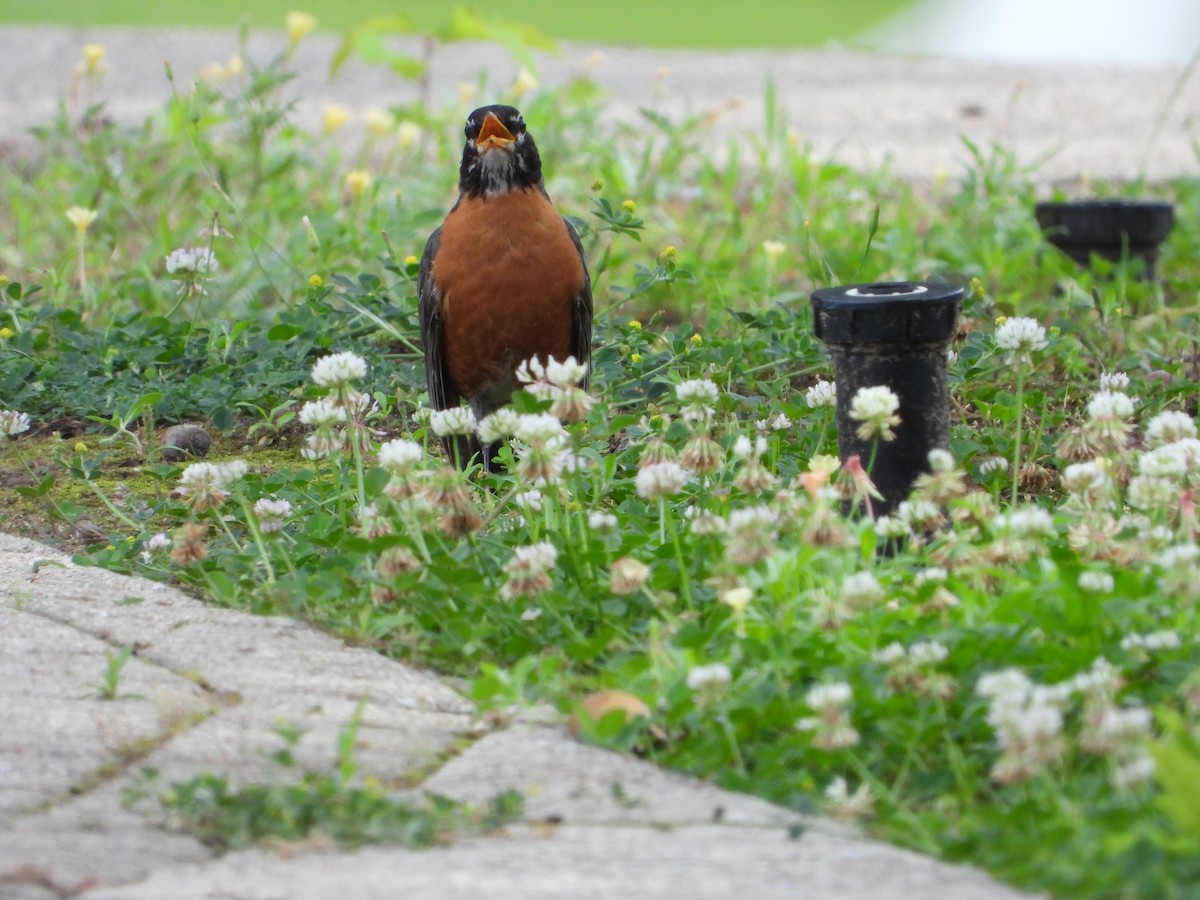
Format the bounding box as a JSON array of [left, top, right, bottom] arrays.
[[418, 105, 593, 471]]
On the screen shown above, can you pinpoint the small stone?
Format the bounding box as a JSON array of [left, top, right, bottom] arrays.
[[74, 520, 106, 545], [161, 424, 211, 462]]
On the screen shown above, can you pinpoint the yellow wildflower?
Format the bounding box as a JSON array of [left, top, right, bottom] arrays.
[[762, 240, 786, 260], [322, 103, 351, 134], [622, 199, 637, 213], [65, 206, 98, 234], [286, 11, 317, 45], [364, 107, 395, 137], [308, 274, 323, 287], [511, 67, 539, 97], [628, 319, 642, 331], [81, 44, 107, 76], [345, 170, 372, 198], [396, 121, 422, 150], [0, 327, 13, 340]]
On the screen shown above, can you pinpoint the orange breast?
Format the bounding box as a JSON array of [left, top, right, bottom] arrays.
[[432, 188, 585, 400]]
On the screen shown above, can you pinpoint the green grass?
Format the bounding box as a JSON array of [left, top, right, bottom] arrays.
[[3, 34, 1200, 899], [0, 0, 916, 50]]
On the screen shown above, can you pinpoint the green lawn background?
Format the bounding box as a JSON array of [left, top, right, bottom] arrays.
[[0, 0, 915, 49]]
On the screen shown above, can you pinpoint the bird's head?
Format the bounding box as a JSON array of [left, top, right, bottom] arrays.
[[458, 105, 543, 197]]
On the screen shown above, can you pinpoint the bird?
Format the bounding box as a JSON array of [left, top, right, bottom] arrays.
[[418, 104, 593, 471]]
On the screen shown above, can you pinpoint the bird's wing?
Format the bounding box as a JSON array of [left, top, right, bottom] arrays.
[[564, 217, 594, 390], [417, 225, 460, 411]]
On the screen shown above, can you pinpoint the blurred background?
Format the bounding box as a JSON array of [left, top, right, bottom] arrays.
[[1, 0, 1197, 64]]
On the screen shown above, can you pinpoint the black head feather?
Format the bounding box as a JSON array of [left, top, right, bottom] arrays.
[[458, 105, 543, 197]]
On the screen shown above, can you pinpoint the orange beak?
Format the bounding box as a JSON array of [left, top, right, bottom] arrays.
[[476, 112, 515, 150]]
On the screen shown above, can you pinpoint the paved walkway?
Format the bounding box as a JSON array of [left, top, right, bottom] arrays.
[[0, 25, 1197, 184], [3, 23, 1189, 898]]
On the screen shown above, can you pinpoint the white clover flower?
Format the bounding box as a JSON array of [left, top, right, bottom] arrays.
[[685, 506, 727, 536], [165, 247, 219, 275], [997, 506, 1055, 537], [1061, 461, 1110, 495], [1071, 657, 1123, 701], [378, 439, 423, 472], [994, 316, 1048, 361], [252, 497, 292, 532], [299, 398, 346, 427], [874, 515, 911, 540], [873, 642, 907, 665], [841, 571, 884, 608], [1078, 570, 1115, 594], [1121, 630, 1181, 652], [1087, 390, 1136, 421], [542, 355, 588, 388], [1143, 410, 1197, 448], [805, 380, 837, 408], [913, 566, 948, 586], [1112, 752, 1156, 790], [430, 407, 478, 437], [588, 511, 619, 532], [726, 505, 778, 531], [849, 385, 901, 442], [927, 448, 955, 472], [513, 488, 543, 512], [514, 356, 548, 384], [214, 459, 249, 485], [976, 669, 1033, 704], [516, 541, 558, 570], [1137, 444, 1190, 480], [178, 461, 239, 491], [610, 556, 651, 595], [897, 499, 941, 531], [977, 455, 1009, 476], [0, 409, 31, 436], [687, 662, 732, 691], [754, 414, 792, 433], [805, 682, 852, 710], [798, 681, 859, 748], [909, 640, 950, 666], [946, 348, 959, 365], [823, 776, 875, 819], [1126, 475, 1175, 511], [513, 412, 565, 442], [513, 415, 564, 446], [1088, 707, 1154, 750], [1099, 371, 1130, 392], [146, 532, 172, 551], [675, 378, 720, 406], [636, 460, 689, 499], [311, 351, 367, 388], [476, 408, 521, 443], [1158, 543, 1200, 568], [500, 541, 558, 603]]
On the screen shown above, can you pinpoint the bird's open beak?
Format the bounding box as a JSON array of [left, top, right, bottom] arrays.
[[476, 112, 515, 151]]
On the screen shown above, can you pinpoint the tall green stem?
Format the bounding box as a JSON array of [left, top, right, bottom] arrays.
[[1010, 367, 1026, 506]]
